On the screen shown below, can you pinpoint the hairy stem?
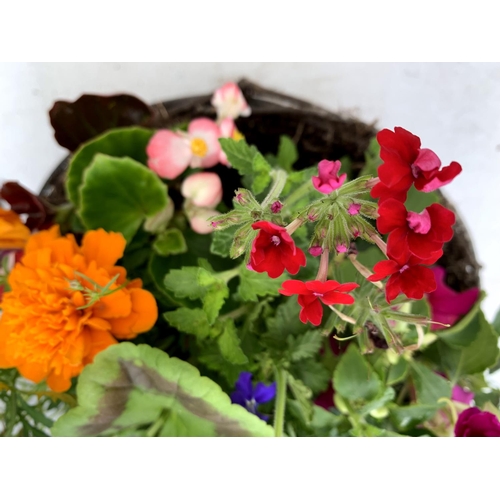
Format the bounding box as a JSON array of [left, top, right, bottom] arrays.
[[261, 169, 288, 209]]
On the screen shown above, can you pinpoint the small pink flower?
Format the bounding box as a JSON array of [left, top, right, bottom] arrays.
[[181, 172, 223, 208], [271, 201, 283, 214], [188, 208, 221, 234], [146, 118, 221, 179], [211, 82, 251, 120], [347, 203, 361, 215], [312, 160, 347, 194]]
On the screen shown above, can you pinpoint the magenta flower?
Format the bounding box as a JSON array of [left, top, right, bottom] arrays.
[[455, 407, 500, 437], [312, 160, 347, 194], [452, 385, 474, 406], [426, 267, 480, 330]]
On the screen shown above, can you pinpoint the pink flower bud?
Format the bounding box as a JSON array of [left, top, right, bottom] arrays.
[[347, 203, 361, 215], [181, 172, 223, 208], [309, 245, 323, 257], [271, 201, 283, 214], [336, 243, 348, 253]]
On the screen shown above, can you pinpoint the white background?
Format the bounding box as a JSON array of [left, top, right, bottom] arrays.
[[1, 62, 499, 320]]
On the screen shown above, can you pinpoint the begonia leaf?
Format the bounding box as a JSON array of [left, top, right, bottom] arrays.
[[49, 94, 153, 152], [0, 182, 51, 230], [410, 361, 451, 405], [153, 228, 187, 257], [67, 127, 154, 208], [78, 154, 167, 243], [333, 343, 381, 402], [52, 343, 273, 437]]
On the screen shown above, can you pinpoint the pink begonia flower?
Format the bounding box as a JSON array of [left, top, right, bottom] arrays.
[[211, 82, 251, 120], [426, 266, 480, 330], [146, 118, 221, 179], [312, 160, 347, 194], [181, 172, 222, 208], [188, 208, 221, 235]]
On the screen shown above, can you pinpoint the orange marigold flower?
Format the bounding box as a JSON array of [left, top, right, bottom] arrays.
[[0, 208, 31, 250], [0, 226, 158, 392]]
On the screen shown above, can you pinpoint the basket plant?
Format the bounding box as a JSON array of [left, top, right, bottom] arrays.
[[1, 81, 499, 437]]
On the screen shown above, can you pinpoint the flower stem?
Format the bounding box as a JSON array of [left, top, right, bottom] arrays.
[[216, 267, 240, 283], [261, 169, 288, 209], [273, 367, 287, 437]]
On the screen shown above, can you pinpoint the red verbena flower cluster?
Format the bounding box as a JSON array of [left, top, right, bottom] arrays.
[[368, 127, 461, 303]]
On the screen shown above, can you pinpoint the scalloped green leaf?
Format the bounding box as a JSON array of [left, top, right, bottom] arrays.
[[78, 154, 168, 243], [67, 126, 154, 208], [52, 343, 273, 437]]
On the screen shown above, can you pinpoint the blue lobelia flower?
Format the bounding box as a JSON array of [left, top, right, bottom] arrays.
[[230, 371, 277, 421]]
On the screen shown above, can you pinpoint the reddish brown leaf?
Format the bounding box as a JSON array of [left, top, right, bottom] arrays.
[[49, 94, 154, 151]]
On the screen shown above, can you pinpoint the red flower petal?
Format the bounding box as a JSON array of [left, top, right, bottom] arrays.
[[368, 260, 400, 281], [376, 199, 408, 234]]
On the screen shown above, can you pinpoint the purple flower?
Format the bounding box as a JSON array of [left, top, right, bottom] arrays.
[[452, 385, 474, 406], [230, 372, 276, 421], [426, 267, 480, 330], [455, 407, 500, 437]]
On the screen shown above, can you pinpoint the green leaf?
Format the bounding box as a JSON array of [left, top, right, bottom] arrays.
[[287, 372, 313, 425], [437, 292, 485, 347], [67, 127, 154, 207], [359, 137, 381, 178], [410, 362, 451, 405], [405, 185, 440, 213], [359, 387, 395, 417], [289, 358, 330, 394], [238, 264, 287, 302], [333, 344, 381, 402], [210, 226, 239, 258], [438, 310, 499, 380], [153, 228, 187, 257], [163, 308, 211, 339], [492, 307, 500, 336], [277, 135, 298, 171], [389, 404, 438, 432], [163, 267, 229, 325], [52, 343, 274, 437], [288, 330, 323, 362], [387, 356, 409, 385], [251, 153, 272, 195], [218, 138, 258, 176], [217, 319, 248, 365], [79, 154, 168, 243]]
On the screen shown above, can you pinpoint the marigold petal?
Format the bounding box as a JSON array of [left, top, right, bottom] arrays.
[[46, 372, 72, 393], [108, 288, 158, 339], [82, 229, 126, 268]]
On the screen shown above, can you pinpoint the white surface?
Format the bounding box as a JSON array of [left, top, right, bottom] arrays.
[[1, 62, 499, 319]]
